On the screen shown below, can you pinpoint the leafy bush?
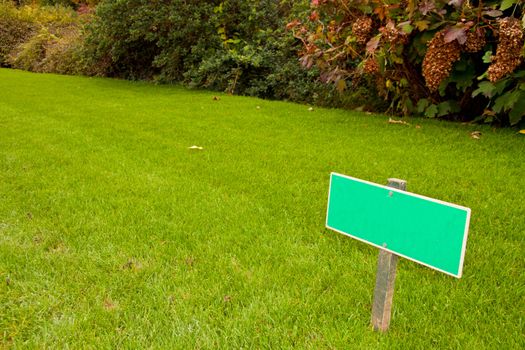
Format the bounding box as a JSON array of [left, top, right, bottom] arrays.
[[83, 0, 218, 80], [1, 1, 92, 75], [292, 0, 525, 125], [83, 0, 385, 108], [8, 27, 52, 71], [15, 0, 101, 7], [39, 25, 85, 74], [9, 24, 85, 74], [0, 1, 36, 66]]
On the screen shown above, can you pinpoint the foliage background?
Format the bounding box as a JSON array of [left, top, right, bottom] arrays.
[[1, 0, 525, 125], [292, 0, 525, 126]]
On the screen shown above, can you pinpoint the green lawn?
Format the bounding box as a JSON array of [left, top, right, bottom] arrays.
[[0, 68, 524, 349]]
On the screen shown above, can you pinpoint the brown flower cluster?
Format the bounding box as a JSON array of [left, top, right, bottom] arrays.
[[422, 30, 461, 92], [488, 17, 524, 82], [379, 22, 408, 45], [463, 28, 486, 53], [363, 57, 379, 74], [352, 16, 373, 45]]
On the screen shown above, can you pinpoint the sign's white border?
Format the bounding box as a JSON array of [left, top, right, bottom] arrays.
[[325, 172, 471, 278]]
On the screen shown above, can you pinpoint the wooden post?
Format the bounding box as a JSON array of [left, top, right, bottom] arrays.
[[371, 178, 407, 332]]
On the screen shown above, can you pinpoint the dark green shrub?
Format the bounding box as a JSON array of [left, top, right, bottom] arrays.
[[2, 0, 386, 110], [82, 2, 248, 80], [83, 0, 385, 108]]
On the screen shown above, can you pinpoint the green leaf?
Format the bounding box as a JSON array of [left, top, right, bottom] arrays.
[[509, 92, 525, 125], [494, 79, 512, 95], [416, 98, 430, 113], [482, 51, 492, 64], [437, 101, 460, 117], [225, 39, 241, 44], [500, 0, 517, 11], [513, 70, 525, 78], [437, 102, 451, 117], [493, 90, 521, 113], [493, 96, 506, 113], [424, 104, 438, 118], [472, 81, 496, 98], [402, 24, 414, 34], [448, 60, 476, 92], [428, 21, 446, 31], [390, 53, 404, 64]]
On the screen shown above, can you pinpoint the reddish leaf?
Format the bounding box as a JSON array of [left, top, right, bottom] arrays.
[[444, 26, 467, 44], [286, 20, 301, 30], [366, 36, 380, 54], [374, 6, 388, 21], [448, 0, 464, 7], [419, 0, 436, 15]]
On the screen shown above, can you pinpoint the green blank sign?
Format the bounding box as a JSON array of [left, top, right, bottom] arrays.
[[326, 173, 471, 278]]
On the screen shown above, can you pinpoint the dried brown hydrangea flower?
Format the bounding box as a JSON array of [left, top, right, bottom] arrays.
[[422, 30, 462, 92], [488, 17, 524, 82]]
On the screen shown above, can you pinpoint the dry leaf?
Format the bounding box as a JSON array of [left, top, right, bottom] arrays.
[[415, 125, 422, 129], [308, 107, 314, 112], [213, 96, 220, 101], [103, 298, 117, 311], [185, 256, 195, 267], [388, 118, 410, 126], [188, 145, 204, 150], [519, 130, 525, 134], [122, 259, 142, 271], [470, 131, 482, 139]]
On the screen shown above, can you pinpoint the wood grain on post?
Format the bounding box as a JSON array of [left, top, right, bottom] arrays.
[[371, 178, 407, 332]]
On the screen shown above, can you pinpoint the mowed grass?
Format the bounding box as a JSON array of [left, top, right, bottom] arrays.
[[0, 68, 524, 349]]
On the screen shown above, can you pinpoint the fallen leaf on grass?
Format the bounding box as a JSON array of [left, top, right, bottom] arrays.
[[103, 298, 118, 311], [223, 295, 232, 303], [122, 259, 142, 271], [388, 118, 410, 126], [470, 131, 482, 139], [46, 241, 67, 254], [188, 145, 204, 150], [308, 107, 314, 112], [213, 96, 220, 101], [185, 256, 195, 267], [519, 130, 525, 134], [415, 125, 422, 129]]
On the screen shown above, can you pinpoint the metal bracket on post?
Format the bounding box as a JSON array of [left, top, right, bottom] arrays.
[[371, 178, 407, 332]]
